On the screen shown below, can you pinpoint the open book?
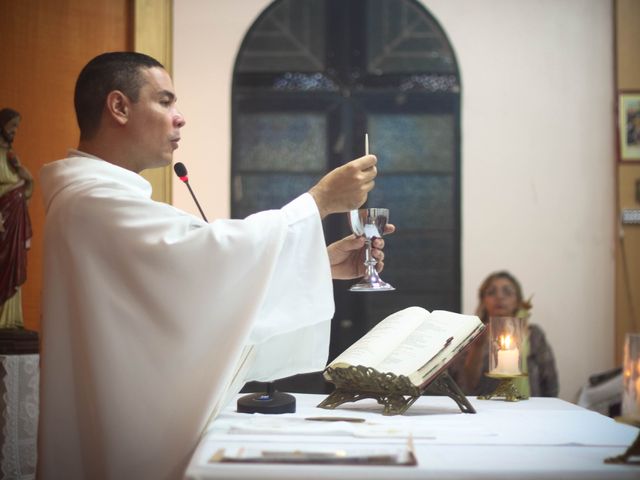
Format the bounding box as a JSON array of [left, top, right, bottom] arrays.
[[324, 306, 484, 389]]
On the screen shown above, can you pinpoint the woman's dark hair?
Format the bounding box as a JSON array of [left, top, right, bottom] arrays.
[[0, 108, 20, 129]]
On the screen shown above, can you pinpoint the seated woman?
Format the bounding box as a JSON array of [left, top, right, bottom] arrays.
[[449, 271, 559, 397]]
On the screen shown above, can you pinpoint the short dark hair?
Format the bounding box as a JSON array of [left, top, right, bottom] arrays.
[[0, 108, 20, 129], [74, 52, 164, 140]]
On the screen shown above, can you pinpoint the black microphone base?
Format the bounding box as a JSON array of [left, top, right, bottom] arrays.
[[236, 391, 296, 414]]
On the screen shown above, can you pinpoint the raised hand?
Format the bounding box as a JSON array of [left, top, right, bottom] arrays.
[[309, 155, 377, 219]]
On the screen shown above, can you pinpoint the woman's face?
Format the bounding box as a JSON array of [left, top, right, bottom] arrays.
[[483, 277, 519, 317], [1, 116, 20, 144]]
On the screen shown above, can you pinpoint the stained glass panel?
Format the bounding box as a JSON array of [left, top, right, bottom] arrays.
[[369, 113, 455, 172], [236, 0, 326, 72], [381, 231, 457, 291], [236, 113, 327, 171], [233, 173, 321, 218], [367, 0, 456, 74], [366, 175, 454, 230]]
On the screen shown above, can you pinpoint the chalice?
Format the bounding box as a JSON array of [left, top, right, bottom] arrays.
[[349, 208, 395, 292]]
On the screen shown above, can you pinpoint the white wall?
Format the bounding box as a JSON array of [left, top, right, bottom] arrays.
[[173, 0, 615, 402]]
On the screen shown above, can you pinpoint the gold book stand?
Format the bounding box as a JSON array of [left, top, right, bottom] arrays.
[[317, 365, 475, 416], [604, 417, 640, 465]]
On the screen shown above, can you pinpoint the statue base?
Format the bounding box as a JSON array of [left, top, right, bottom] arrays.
[[0, 328, 39, 355]]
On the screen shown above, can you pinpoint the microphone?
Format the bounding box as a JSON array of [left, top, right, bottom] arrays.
[[173, 162, 208, 222]]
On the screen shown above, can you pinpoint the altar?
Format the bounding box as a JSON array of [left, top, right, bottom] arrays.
[[0, 354, 39, 480], [186, 393, 640, 479]]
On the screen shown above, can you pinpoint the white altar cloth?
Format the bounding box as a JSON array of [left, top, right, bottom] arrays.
[[0, 354, 39, 480], [186, 393, 640, 479]]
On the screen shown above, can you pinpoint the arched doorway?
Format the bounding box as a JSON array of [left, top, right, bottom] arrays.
[[233, 0, 461, 391]]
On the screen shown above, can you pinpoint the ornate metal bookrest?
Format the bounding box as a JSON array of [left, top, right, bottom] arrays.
[[317, 365, 475, 415], [604, 417, 640, 465]]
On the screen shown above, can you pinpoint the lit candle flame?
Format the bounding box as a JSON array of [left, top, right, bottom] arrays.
[[499, 334, 513, 350]]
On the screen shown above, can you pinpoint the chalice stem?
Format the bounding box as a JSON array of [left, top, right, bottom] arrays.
[[364, 240, 376, 276]]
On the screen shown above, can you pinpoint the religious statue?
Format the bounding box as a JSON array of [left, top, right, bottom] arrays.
[[0, 108, 34, 333]]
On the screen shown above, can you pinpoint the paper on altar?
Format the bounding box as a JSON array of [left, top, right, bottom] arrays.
[[213, 413, 496, 441], [214, 408, 638, 447]]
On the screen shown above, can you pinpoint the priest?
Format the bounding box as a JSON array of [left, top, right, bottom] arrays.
[[38, 52, 391, 480]]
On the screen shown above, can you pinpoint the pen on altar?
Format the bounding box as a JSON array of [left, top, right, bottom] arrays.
[[444, 336, 454, 347]]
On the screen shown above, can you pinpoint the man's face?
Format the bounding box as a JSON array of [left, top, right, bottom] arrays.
[[127, 67, 185, 172], [1, 116, 20, 144]]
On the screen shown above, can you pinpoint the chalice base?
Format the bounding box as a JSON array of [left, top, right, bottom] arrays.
[[349, 279, 395, 292]]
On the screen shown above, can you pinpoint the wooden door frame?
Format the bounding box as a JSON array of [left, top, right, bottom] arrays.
[[135, 0, 174, 204]]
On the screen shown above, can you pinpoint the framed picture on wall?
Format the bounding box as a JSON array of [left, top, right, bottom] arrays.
[[619, 92, 640, 162]]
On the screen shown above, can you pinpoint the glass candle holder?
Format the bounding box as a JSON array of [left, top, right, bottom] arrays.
[[622, 333, 640, 421], [605, 332, 640, 464], [488, 316, 526, 376]]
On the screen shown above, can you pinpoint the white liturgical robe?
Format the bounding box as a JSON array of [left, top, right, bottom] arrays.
[[38, 153, 334, 480]]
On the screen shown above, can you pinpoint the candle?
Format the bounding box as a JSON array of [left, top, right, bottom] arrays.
[[622, 334, 640, 419], [635, 360, 640, 414], [493, 334, 520, 375]]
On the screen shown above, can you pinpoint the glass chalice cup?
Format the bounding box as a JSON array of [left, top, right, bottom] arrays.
[[348, 208, 395, 292]]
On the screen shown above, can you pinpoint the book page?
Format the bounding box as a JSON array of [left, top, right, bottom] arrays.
[[414, 321, 485, 385], [328, 307, 428, 369], [376, 311, 481, 377]]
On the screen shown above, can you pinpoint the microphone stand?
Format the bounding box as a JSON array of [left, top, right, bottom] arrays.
[[236, 382, 296, 414], [173, 162, 208, 222], [183, 180, 208, 222]]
